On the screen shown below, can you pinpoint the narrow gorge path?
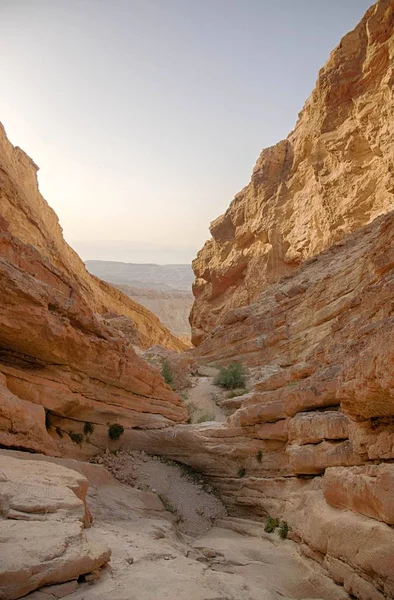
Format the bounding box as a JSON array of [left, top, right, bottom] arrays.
[[185, 374, 227, 424], [4, 449, 346, 600]]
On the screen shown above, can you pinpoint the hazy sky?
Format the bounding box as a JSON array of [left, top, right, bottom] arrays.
[[1, 0, 372, 264]]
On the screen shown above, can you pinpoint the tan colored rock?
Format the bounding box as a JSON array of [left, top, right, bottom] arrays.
[[285, 492, 394, 598], [190, 0, 394, 345], [288, 411, 350, 445], [324, 464, 394, 524], [0, 382, 58, 455], [0, 456, 110, 600], [324, 556, 386, 600], [287, 441, 363, 475], [35, 580, 78, 598], [0, 123, 185, 353], [0, 455, 90, 526], [0, 216, 188, 456]]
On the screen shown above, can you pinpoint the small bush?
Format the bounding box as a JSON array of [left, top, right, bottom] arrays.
[[69, 431, 83, 445], [256, 450, 263, 463], [214, 363, 246, 390], [264, 516, 279, 533], [238, 467, 246, 478], [108, 423, 124, 440], [161, 360, 174, 386], [84, 422, 94, 435], [56, 426, 63, 438], [279, 521, 289, 539]]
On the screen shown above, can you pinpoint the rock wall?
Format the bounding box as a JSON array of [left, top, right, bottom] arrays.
[[190, 0, 394, 345], [0, 122, 186, 352], [0, 454, 111, 600], [123, 210, 394, 599], [0, 206, 188, 457]]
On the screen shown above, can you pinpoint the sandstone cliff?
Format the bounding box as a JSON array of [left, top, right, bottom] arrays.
[[0, 127, 189, 456], [0, 123, 186, 352], [190, 0, 394, 345], [126, 208, 394, 599]]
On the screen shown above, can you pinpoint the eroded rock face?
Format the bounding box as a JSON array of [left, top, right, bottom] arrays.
[[190, 0, 394, 345], [121, 209, 394, 599], [0, 456, 110, 600], [0, 214, 188, 457], [0, 123, 186, 352]]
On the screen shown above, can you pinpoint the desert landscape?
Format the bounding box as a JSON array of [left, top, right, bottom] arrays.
[[1, 1, 394, 599]]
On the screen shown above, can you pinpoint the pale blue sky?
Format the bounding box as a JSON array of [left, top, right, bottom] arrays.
[[0, 0, 372, 263]]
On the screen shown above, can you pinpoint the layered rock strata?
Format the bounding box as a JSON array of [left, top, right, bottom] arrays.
[[0, 123, 186, 351], [191, 0, 394, 345], [121, 210, 394, 599], [0, 455, 110, 600], [0, 214, 188, 456]]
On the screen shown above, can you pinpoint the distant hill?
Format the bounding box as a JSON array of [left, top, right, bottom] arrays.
[[85, 261, 194, 339], [85, 260, 194, 291]]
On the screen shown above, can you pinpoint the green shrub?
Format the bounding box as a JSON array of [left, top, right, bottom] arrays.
[[69, 431, 83, 445], [108, 423, 124, 440], [256, 450, 263, 463], [84, 422, 94, 435], [264, 516, 279, 533], [161, 360, 174, 386], [279, 521, 289, 539], [214, 363, 246, 390], [238, 467, 246, 478]]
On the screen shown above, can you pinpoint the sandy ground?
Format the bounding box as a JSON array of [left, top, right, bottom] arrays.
[[92, 450, 227, 536], [13, 449, 349, 600], [185, 375, 227, 423]]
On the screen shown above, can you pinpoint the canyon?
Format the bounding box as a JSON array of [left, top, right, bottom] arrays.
[[1, 1, 394, 599], [190, 0, 394, 346]]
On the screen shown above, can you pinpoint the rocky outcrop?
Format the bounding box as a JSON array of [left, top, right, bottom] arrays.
[[0, 211, 188, 457], [121, 209, 394, 599], [1, 449, 350, 600], [115, 284, 193, 339], [0, 455, 110, 600], [190, 0, 394, 345], [0, 123, 186, 352]]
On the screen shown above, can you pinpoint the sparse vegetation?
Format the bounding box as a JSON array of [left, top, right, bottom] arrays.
[[157, 493, 177, 513], [264, 516, 279, 533], [68, 431, 83, 445], [161, 360, 174, 386], [256, 450, 263, 463], [56, 426, 63, 438], [279, 521, 289, 539], [214, 362, 246, 390], [238, 467, 246, 478], [108, 423, 124, 440], [84, 422, 94, 435]]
